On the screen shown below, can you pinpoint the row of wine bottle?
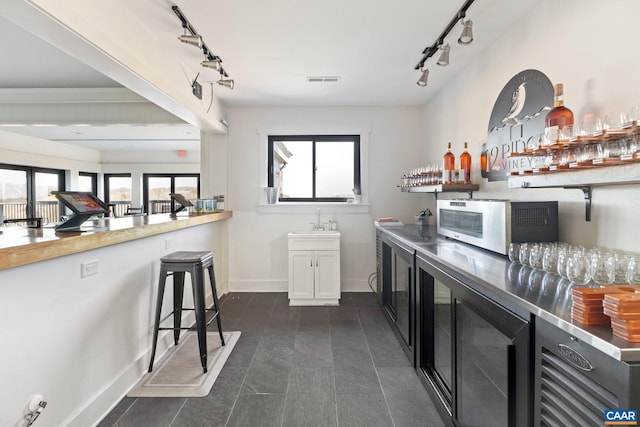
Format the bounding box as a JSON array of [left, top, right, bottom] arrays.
[[442, 141, 472, 184], [453, 82, 573, 179]]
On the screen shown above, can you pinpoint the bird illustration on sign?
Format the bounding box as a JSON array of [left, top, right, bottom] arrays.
[[501, 82, 527, 126]]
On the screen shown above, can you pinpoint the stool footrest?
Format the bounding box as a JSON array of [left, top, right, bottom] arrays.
[[157, 306, 221, 330]]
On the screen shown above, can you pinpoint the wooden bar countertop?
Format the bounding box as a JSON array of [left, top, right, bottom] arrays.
[[0, 211, 232, 271]]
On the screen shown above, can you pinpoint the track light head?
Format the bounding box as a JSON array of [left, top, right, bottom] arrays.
[[417, 68, 429, 87], [436, 44, 450, 66], [201, 59, 222, 71], [217, 79, 234, 89], [458, 19, 473, 45], [178, 34, 203, 48]]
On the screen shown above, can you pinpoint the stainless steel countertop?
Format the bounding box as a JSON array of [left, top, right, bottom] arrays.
[[376, 224, 640, 362]]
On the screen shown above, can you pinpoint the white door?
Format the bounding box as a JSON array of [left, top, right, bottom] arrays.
[[314, 250, 340, 300], [289, 250, 315, 299]]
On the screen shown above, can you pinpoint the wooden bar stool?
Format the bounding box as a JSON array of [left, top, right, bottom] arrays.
[[148, 251, 224, 373]]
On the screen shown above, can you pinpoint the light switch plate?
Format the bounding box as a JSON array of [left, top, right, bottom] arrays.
[[81, 259, 99, 278]]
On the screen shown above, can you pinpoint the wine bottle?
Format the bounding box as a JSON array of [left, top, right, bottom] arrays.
[[545, 83, 574, 143], [459, 142, 471, 184], [442, 142, 455, 184], [480, 143, 488, 178]]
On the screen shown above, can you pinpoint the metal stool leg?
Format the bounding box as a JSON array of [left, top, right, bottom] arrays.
[[148, 264, 168, 372], [172, 271, 185, 345], [191, 264, 208, 373], [207, 263, 225, 345]]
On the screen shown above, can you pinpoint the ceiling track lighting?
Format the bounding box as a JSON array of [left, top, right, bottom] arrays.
[[172, 5, 233, 88], [414, 0, 475, 86], [416, 68, 429, 87], [178, 34, 202, 48], [201, 58, 222, 71], [458, 19, 473, 45], [436, 44, 450, 66], [217, 79, 234, 89]]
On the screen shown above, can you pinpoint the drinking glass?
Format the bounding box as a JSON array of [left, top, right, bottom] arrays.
[[557, 248, 572, 280], [567, 252, 593, 286], [629, 105, 639, 123], [614, 252, 632, 283], [559, 125, 574, 141], [603, 139, 623, 159], [529, 244, 544, 270], [604, 111, 626, 131], [560, 148, 576, 166], [508, 243, 521, 264], [519, 243, 531, 267], [581, 116, 603, 136], [542, 246, 558, 274], [626, 256, 640, 285], [591, 250, 615, 285]]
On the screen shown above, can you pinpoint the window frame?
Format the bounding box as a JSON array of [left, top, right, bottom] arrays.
[[103, 173, 132, 216], [267, 134, 361, 203], [142, 173, 200, 214], [0, 163, 65, 219], [79, 171, 98, 195]]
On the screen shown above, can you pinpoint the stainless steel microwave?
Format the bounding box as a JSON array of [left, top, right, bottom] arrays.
[[436, 199, 559, 255]]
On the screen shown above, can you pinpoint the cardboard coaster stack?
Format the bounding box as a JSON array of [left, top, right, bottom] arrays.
[[571, 287, 617, 325], [603, 292, 640, 343], [571, 286, 640, 325]]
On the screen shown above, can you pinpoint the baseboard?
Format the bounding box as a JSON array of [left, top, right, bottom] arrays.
[[341, 279, 372, 292], [228, 279, 288, 292], [227, 279, 370, 293]]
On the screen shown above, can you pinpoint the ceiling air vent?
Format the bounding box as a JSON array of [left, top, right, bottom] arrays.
[[307, 76, 340, 83]]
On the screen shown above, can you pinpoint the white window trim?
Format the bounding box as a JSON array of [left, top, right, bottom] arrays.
[[257, 128, 370, 213]]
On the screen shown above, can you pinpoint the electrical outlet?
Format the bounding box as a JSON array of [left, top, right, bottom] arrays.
[[81, 259, 99, 278], [165, 238, 173, 249]]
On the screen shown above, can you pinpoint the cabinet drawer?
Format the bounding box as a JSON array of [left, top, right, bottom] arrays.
[[288, 236, 340, 251]]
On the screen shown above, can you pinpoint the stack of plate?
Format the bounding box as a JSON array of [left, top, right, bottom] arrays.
[[603, 293, 640, 342]]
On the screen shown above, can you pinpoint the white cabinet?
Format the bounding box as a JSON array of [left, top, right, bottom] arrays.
[[287, 232, 340, 306]]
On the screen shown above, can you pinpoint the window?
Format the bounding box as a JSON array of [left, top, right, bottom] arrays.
[[143, 174, 199, 214], [268, 135, 360, 202], [104, 174, 132, 217], [78, 172, 98, 195], [0, 163, 65, 224]]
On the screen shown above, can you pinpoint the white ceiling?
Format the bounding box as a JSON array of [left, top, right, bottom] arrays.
[[0, 0, 543, 150]]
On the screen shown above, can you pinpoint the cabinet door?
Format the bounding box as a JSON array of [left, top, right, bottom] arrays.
[[289, 251, 315, 299], [315, 250, 340, 300]]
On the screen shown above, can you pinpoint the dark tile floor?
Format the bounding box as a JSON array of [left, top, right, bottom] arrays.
[[98, 292, 446, 427]]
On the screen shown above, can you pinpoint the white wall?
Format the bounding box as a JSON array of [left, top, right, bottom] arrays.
[[208, 106, 426, 293], [422, 0, 640, 252], [0, 130, 102, 191]]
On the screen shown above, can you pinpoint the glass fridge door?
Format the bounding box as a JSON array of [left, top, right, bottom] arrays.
[[394, 249, 412, 346]]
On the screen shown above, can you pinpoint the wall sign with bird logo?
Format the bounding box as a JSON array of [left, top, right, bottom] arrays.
[[484, 69, 554, 181]]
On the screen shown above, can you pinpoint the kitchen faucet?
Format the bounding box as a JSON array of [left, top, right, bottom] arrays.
[[310, 208, 322, 231]]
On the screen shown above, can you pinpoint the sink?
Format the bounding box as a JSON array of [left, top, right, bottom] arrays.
[[288, 230, 341, 237], [288, 230, 341, 250]]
